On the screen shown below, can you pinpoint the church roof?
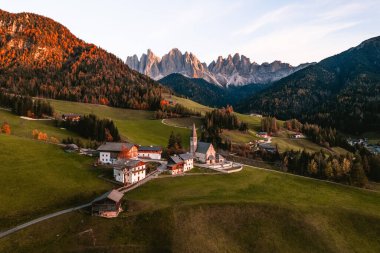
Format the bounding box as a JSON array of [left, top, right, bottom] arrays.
[[196, 142, 212, 154]]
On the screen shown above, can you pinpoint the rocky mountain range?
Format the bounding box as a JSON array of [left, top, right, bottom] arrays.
[[127, 49, 311, 86]]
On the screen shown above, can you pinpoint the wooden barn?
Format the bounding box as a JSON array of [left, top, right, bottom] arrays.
[[91, 190, 124, 218]]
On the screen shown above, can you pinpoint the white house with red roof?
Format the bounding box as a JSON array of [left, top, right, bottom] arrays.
[[113, 159, 146, 185]]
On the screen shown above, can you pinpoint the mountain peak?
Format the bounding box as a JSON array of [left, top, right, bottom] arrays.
[[127, 50, 311, 86]]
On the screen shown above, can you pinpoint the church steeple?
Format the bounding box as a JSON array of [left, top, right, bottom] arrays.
[[190, 123, 197, 155], [192, 123, 197, 138]]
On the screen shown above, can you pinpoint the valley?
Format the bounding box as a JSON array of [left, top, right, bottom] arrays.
[[0, 161, 379, 252], [0, 4, 380, 253]]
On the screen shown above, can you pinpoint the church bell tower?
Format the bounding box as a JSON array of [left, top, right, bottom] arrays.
[[190, 123, 197, 155]]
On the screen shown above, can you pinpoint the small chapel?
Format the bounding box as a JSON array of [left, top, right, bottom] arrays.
[[190, 124, 219, 164]]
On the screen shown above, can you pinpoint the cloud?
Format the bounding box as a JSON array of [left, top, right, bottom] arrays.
[[234, 4, 298, 36]]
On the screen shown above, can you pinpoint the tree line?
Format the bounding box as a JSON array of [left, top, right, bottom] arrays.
[[200, 107, 248, 148], [284, 118, 348, 148], [0, 93, 54, 118], [282, 150, 379, 187], [155, 103, 201, 119], [57, 114, 120, 142]]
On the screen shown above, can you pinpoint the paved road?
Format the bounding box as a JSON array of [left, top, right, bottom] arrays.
[[0, 203, 91, 239]]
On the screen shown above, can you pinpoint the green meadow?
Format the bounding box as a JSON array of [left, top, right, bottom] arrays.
[[48, 99, 191, 147], [0, 134, 111, 230], [1, 166, 379, 252]]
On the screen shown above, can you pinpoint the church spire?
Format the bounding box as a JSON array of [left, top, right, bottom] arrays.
[[190, 123, 197, 155], [192, 123, 197, 138]]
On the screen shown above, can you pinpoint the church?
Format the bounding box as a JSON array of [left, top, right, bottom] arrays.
[[190, 124, 219, 164]]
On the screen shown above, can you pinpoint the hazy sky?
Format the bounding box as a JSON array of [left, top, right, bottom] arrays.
[[2, 0, 380, 65]]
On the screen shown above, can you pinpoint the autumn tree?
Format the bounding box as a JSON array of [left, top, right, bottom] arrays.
[[308, 159, 318, 175], [1, 122, 11, 135], [38, 132, 48, 141], [32, 129, 39, 139], [118, 145, 131, 160]]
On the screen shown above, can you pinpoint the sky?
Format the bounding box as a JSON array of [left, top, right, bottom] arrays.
[[1, 0, 380, 65]]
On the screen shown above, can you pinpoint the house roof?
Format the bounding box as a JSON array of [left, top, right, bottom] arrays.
[[114, 159, 143, 168], [65, 144, 79, 150], [258, 143, 276, 150], [196, 142, 212, 154], [62, 113, 81, 117], [93, 190, 123, 203], [179, 153, 193, 161], [138, 146, 162, 152], [97, 142, 135, 152], [168, 155, 183, 165]]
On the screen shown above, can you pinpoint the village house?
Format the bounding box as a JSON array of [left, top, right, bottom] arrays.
[[257, 132, 269, 138], [167, 155, 184, 175], [97, 142, 138, 164], [258, 143, 277, 153], [179, 153, 194, 172], [138, 146, 162, 160], [91, 190, 124, 218], [113, 159, 146, 185], [291, 133, 305, 139], [62, 113, 81, 122], [190, 124, 217, 164]]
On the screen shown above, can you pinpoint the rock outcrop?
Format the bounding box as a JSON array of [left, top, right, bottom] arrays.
[[127, 49, 311, 86]]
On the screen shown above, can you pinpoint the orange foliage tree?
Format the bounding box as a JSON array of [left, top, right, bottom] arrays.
[[38, 132, 48, 141], [118, 145, 131, 159], [32, 129, 39, 139], [32, 129, 48, 141], [105, 128, 113, 142], [1, 122, 11, 135]]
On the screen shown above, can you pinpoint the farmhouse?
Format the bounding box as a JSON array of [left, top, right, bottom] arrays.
[[258, 143, 277, 153], [97, 142, 138, 164], [190, 124, 217, 164], [291, 133, 305, 139], [257, 132, 268, 138], [91, 190, 123, 218], [62, 113, 81, 122], [167, 155, 184, 175], [138, 146, 162, 160], [113, 159, 146, 185], [179, 153, 194, 171]]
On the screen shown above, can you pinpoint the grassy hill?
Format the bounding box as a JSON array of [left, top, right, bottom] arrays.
[[1, 167, 379, 252], [0, 134, 111, 230], [48, 99, 191, 148], [0, 109, 84, 142]]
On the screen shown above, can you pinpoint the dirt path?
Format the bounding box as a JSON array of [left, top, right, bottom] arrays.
[[0, 203, 91, 239], [161, 119, 190, 129], [0, 166, 163, 239]]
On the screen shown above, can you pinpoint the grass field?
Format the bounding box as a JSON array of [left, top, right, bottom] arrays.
[[0, 109, 84, 142], [0, 134, 112, 230], [1, 167, 379, 252], [48, 99, 191, 147], [162, 117, 203, 129]]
